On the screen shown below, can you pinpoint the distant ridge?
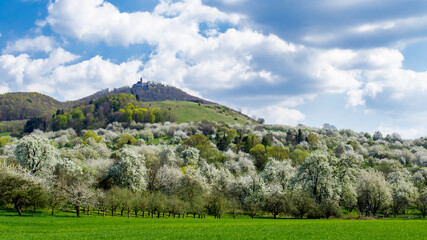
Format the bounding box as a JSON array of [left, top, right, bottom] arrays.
[[78, 79, 216, 105], [0, 80, 237, 125]]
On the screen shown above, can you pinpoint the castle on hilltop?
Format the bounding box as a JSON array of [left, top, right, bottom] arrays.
[[132, 78, 164, 89]]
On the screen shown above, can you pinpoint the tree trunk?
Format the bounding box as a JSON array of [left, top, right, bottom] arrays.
[[157, 212, 160, 218], [274, 214, 277, 219], [103, 210, 105, 217], [76, 206, 81, 217], [128, 210, 130, 218], [134, 210, 138, 218], [52, 207, 55, 215], [121, 209, 124, 216], [87, 208, 90, 215], [15, 204, 22, 216]]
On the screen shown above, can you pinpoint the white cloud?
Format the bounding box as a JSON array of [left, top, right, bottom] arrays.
[[377, 124, 427, 139], [0, 0, 419, 136], [39, 0, 427, 113], [0, 47, 143, 100], [246, 105, 305, 126], [44, 0, 240, 47], [3, 36, 57, 54], [51, 56, 143, 100], [0, 82, 8, 94]]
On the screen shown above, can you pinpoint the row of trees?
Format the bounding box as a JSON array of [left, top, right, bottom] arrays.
[[1, 121, 426, 219], [23, 94, 176, 134]]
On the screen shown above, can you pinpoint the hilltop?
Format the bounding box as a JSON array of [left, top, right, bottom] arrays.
[[0, 80, 254, 134]]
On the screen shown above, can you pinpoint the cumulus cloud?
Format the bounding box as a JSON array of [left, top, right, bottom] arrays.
[[44, 0, 240, 47], [51, 56, 143, 100], [3, 36, 57, 54], [1, 0, 426, 135], [246, 105, 305, 126], [36, 0, 427, 124], [0, 46, 143, 100]]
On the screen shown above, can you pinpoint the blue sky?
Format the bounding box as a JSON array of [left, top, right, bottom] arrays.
[[1, 0, 427, 138]]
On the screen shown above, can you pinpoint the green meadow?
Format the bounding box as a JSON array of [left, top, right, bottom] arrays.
[[141, 101, 252, 124], [0, 211, 425, 240]]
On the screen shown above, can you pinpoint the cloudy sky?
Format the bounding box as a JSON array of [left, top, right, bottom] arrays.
[[1, 0, 427, 138]]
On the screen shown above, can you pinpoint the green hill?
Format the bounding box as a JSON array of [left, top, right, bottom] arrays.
[[141, 101, 253, 124], [0, 82, 255, 133], [0, 92, 68, 121]]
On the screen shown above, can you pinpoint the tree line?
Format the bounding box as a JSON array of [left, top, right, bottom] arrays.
[[22, 94, 176, 134], [0, 121, 426, 219]]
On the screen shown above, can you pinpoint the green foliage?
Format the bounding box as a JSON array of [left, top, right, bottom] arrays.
[[0, 136, 12, 147], [184, 134, 210, 148], [70, 108, 85, 120], [24, 117, 47, 133], [0, 173, 46, 216], [266, 146, 289, 161], [290, 149, 309, 166], [250, 144, 268, 170], [0, 92, 68, 122], [114, 134, 138, 148], [307, 132, 319, 147], [83, 130, 103, 143], [52, 115, 68, 130]]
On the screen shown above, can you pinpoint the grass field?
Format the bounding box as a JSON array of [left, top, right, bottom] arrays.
[[0, 120, 26, 134], [141, 101, 254, 124], [0, 210, 425, 240], [0, 132, 11, 137]]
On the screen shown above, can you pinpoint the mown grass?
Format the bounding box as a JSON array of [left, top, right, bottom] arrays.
[[141, 101, 253, 124], [0, 209, 425, 240]]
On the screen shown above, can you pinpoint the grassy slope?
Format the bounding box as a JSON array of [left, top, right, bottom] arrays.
[[0, 212, 425, 240], [0, 120, 27, 133], [141, 100, 254, 124]]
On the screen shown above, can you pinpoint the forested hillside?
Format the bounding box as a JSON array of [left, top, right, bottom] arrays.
[[1, 121, 426, 219], [0, 81, 252, 134], [0, 92, 68, 121]]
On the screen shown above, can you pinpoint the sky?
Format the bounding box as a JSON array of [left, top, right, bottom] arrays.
[[0, 0, 427, 139]]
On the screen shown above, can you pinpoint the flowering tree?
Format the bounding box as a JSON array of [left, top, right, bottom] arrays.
[[15, 135, 58, 175], [107, 148, 148, 192], [356, 169, 392, 216]]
